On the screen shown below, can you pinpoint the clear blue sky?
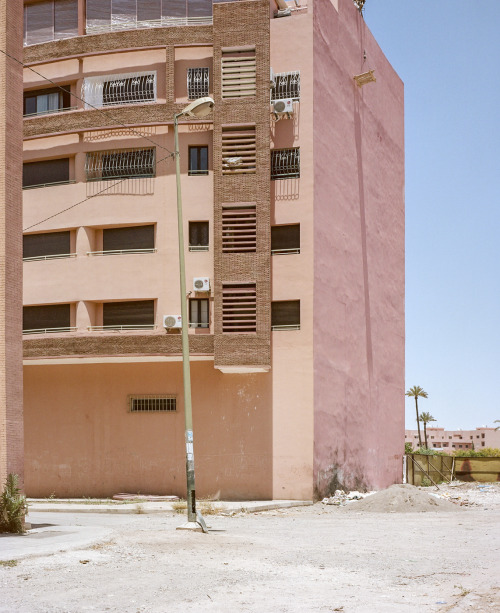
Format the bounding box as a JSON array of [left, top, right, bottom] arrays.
[[363, 1, 500, 430]]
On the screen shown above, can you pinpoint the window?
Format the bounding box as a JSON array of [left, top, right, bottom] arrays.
[[24, 0, 78, 47], [222, 126, 256, 175], [221, 48, 256, 98], [24, 87, 72, 117], [23, 231, 71, 261], [23, 158, 70, 189], [128, 395, 176, 412], [481, 442, 485, 447], [82, 72, 156, 109], [85, 148, 155, 181], [189, 222, 209, 252], [188, 146, 209, 176], [271, 224, 300, 255], [222, 204, 256, 253], [101, 225, 155, 254], [271, 148, 300, 179], [187, 68, 209, 100], [102, 300, 155, 330], [482, 434, 485, 438], [189, 299, 209, 328], [271, 301, 300, 331], [222, 284, 257, 333], [271, 71, 300, 102], [23, 304, 71, 333]]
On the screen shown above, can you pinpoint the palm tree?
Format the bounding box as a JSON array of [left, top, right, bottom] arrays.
[[419, 412, 436, 449], [405, 386, 428, 447]]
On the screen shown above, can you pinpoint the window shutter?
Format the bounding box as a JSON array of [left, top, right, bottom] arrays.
[[271, 301, 300, 328], [86, 0, 112, 33], [23, 159, 70, 188], [55, 0, 78, 40], [222, 204, 256, 253], [221, 126, 256, 175], [103, 225, 155, 251], [103, 300, 155, 327], [25, 1, 55, 46], [23, 304, 71, 331], [221, 48, 256, 98], [271, 225, 300, 253], [222, 284, 257, 333], [23, 231, 71, 259]]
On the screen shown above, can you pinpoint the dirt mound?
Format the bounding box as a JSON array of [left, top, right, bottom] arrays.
[[341, 484, 460, 513]]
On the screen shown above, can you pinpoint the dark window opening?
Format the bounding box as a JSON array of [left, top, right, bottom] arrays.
[[24, 86, 72, 116], [271, 300, 300, 330], [188, 146, 209, 176], [23, 231, 71, 260], [23, 304, 71, 332], [23, 158, 70, 188], [102, 300, 155, 329], [271, 224, 300, 254], [189, 221, 209, 251], [102, 225, 155, 253], [189, 298, 209, 328]]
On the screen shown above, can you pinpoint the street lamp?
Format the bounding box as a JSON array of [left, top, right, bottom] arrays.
[[173, 97, 214, 530]]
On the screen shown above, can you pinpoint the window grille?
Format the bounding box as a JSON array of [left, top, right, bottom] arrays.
[[86, 0, 213, 34], [222, 126, 256, 175], [187, 68, 209, 100], [85, 148, 155, 181], [271, 71, 300, 102], [222, 284, 257, 333], [24, 0, 78, 47], [221, 48, 256, 98], [222, 204, 256, 253], [271, 148, 300, 180], [128, 395, 176, 412], [82, 72, 156, 109], [189, 298, 209, 328], [271, 300, 300, 331]]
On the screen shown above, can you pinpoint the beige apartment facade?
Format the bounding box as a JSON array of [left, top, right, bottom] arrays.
[[405, 427, 500, 453], [16, 0, 405, 500]]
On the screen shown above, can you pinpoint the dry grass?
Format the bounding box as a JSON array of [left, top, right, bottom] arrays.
[[0, 560, 18, 568], [172, 499, 225, 515]]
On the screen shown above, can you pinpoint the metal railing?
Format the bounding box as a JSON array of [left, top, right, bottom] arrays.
[[23, 180, 76, 190], [86, 16, 213, 35], [271, 148, 300, 180], [87, 249, 157, 257], [82, 72, 157, 109], [23, 327, 77, 335], [188, 245, 209, 252], [88, 324, 157, 331], [271, 248, 300, 255], [24, 107, 78, 118], [271, 71, 300, 102], [271, 324, 301, 331], [23, 253, 77, 262], [85, 148, 155, 181]]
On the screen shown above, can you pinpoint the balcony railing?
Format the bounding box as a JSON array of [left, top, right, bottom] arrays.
[[271, 248, 300, 255], [23, 253, 77, 262], [88, 325, 157, 331], [271, 324, 301, 331], [23, 327, 77, 335], [24, 107, 78, 118], [23, 180, 76, 191], [87, 249, 157, 257]]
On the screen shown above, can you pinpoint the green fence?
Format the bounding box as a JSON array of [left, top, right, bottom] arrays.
[[406, 454, 500, 485]]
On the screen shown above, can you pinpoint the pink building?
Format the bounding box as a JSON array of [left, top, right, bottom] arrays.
[[18, 0, 404, 499], [405, 427, 500, 453]]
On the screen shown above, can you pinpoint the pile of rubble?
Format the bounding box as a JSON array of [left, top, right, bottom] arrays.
[[321, 490, 375, 506]]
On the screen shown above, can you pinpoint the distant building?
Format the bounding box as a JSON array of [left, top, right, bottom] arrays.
[[405, 427, 500, 453]]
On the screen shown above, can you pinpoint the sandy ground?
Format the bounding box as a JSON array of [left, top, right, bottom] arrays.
[[1, 484, 499, 613]]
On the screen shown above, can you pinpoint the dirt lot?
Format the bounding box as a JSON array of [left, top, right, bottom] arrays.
[[1, 484, 499, 612]]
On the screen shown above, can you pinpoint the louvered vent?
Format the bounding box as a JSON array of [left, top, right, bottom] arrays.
[[222, 204, 257, 253], [221, 127, 256, 175], [221, 48, 256, 98], [222, 284, 257, 333]]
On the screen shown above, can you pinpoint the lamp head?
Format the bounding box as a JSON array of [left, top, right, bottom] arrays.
[[180, 97, 215, 119]]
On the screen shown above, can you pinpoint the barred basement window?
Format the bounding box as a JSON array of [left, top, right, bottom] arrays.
[[271, 71, 300, 102], [222, 204, 256, 253], [222, 284, 257, 333], [221, 48, 256, 98], [82, 72, 157, 109], [86, 148, 155, 181], [187, 68, 209, 100], [129, 395, 176, 412], [222, 126, 256, 175], [271, 148, 300, 180]]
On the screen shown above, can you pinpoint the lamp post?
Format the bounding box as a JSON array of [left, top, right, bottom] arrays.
[[173, 97, 214, 528]]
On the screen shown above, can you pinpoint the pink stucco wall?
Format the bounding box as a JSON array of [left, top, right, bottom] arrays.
[[313, 0, 405, 494]]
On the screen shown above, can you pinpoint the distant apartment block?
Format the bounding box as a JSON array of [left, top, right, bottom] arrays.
[[405, 427, 500, 453]]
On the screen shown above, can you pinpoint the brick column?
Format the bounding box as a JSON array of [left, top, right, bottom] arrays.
[[0, 0, 24, 489]]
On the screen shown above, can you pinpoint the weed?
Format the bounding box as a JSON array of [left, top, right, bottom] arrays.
[[0, 474, 28, 534], [135, 503, 145, 514], [0, 560, 18, 568], [172, 499, 225, 515], [421, 477, 432, 487], [454, 584, 471, 597]]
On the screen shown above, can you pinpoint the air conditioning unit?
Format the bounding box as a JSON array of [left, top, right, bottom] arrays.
[[163, 315, 182, 329], [273, 99, 294, 115], [193, 277, 210, 292]]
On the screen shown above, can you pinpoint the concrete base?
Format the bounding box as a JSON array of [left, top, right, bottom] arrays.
[[176, 521, 204, 532]]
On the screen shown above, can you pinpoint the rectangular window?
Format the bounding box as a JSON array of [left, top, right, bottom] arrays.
[[23, 158, 70, 189], [271, 71, 300, 102], [188, 146, 209, 176], [222, 126, 256, 175], [102, 300, 155, 329], [128, 395, 176, 412], [101, 225, 155, 254], [271, 300, 300, 331], [271, 148, 300, 180], [82, 72, 156, 109], [222, 284, 257, 333], [23, 231, 71, 261], [24, 0, 78, 47], [24, 87, 72, 117], [85, 148, 155, 181], [271, 224, 300, 255], [187, 68, 209, 100], [189, 221, 209, 252], [222, 204, 256, 253], [23, 304, 71, 333], [221, 48, 256, 98], [189, 298, 209, 328]]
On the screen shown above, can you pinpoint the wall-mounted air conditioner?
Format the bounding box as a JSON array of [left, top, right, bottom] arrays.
[[273, 99, 294, 116], [163, 315, 182, 329], [193, 277, 210, 292]]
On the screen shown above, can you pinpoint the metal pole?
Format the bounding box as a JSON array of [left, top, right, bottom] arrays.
[[174, 112, 196, 523]]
